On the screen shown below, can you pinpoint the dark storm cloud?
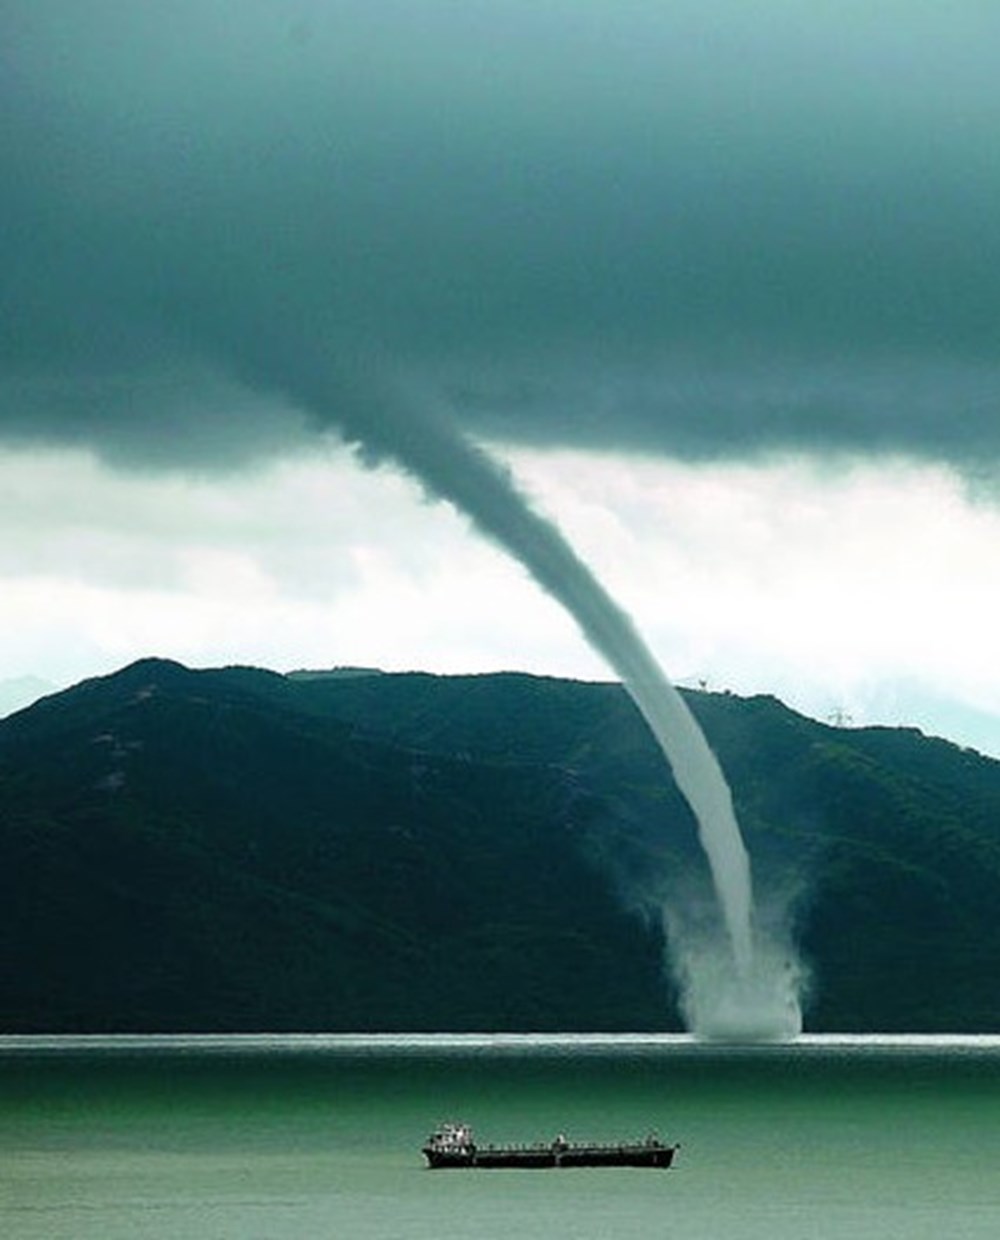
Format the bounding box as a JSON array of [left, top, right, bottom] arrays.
[[3, 0, 999, 469]]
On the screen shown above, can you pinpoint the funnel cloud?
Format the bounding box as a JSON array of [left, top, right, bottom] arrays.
[[233, 349, 784, 1025]]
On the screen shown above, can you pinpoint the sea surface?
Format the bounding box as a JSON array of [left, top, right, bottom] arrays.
[[2, 1034, 999, 1239]]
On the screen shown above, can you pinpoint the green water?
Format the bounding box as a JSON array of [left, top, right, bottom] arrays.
[[2, 1036, 999, 1239]]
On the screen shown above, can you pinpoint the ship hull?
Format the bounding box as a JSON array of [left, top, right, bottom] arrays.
[[423, 1144, 678, 1170]]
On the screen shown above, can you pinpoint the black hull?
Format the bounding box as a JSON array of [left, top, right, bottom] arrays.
[[423, 1144, 678, 1170]]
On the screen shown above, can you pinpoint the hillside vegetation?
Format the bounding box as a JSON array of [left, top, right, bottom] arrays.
[[2, 659, 999, 1032]]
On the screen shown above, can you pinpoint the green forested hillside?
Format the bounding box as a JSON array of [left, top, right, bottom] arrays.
[[2, 658, 1000, 1032]]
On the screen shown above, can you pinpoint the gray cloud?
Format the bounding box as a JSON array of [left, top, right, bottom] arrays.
[[3, 1, 999, 470]]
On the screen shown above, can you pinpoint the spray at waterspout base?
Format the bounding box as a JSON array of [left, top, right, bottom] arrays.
[[664, 912, 805, 1042]]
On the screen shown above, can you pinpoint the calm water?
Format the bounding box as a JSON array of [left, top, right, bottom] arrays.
[[2, 1034, 999, 1239]]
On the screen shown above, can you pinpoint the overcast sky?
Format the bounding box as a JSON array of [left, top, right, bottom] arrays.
[[3, 1, 1000, 753]]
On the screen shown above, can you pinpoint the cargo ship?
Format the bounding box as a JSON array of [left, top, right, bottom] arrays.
[[422, 1123, 678, 1169]]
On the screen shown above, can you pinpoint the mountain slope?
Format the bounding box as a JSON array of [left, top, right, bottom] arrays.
[[3, 658, 1000, 1031], [0, 660, 667, 1032]]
